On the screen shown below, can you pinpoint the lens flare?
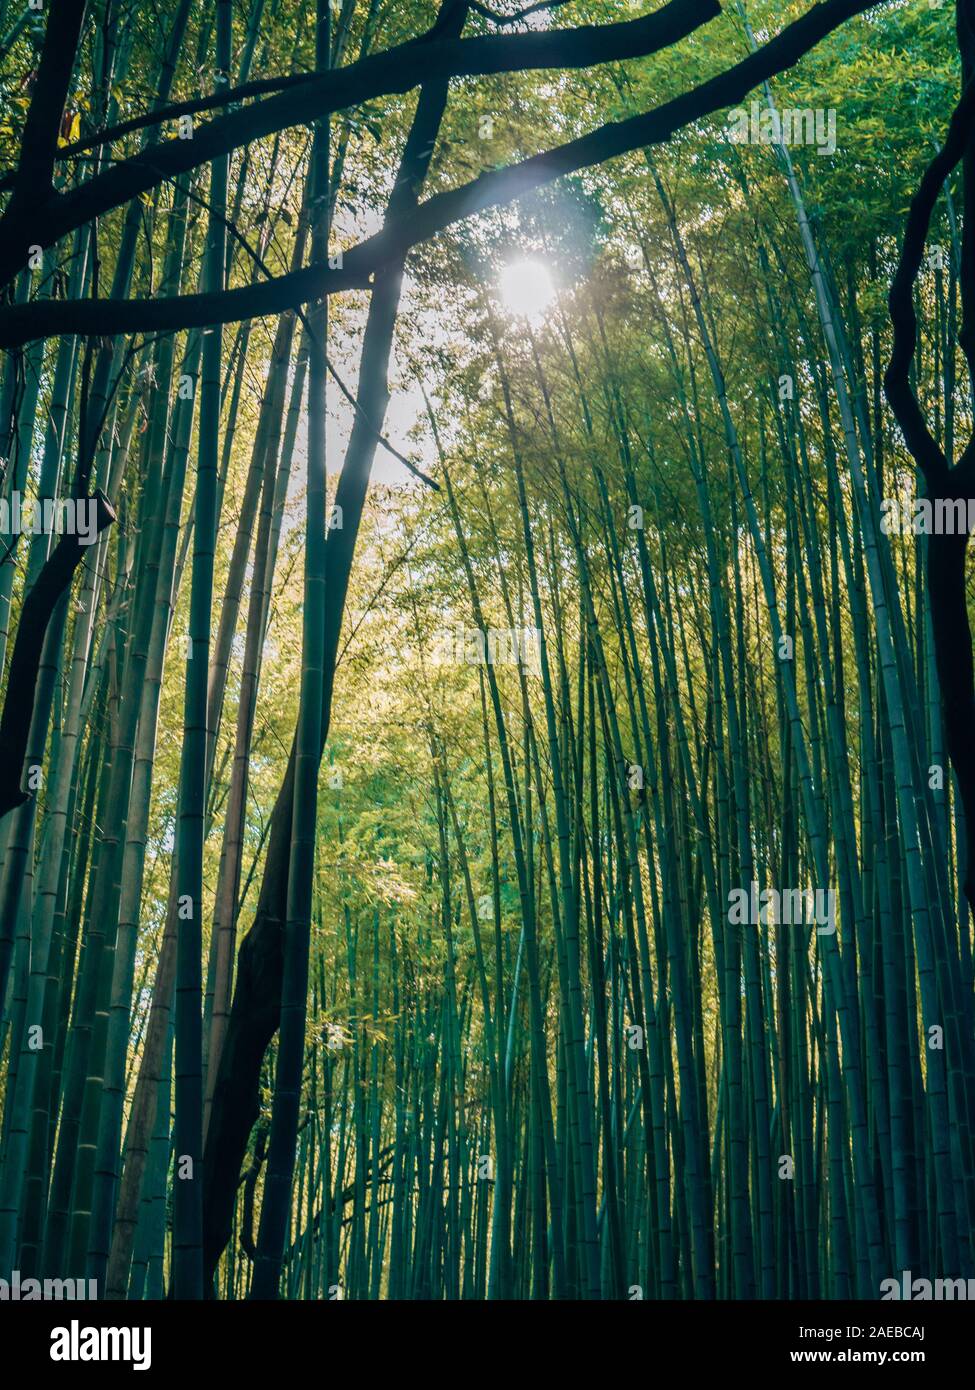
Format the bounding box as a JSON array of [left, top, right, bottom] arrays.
[[499, 259, 556, 320]]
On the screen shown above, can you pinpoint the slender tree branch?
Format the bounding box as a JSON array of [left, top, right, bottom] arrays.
[[0, 72, 321, 190], [180, 180, 440, 489]]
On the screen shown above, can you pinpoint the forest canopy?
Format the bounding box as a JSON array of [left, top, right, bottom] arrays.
[[0, 0, 972, 1311]]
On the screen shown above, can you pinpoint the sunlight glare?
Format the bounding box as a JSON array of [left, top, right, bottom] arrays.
[[499, 260, 556, 321]]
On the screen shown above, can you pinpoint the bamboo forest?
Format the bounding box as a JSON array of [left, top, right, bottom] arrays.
[[0, 0, 974, 1319]]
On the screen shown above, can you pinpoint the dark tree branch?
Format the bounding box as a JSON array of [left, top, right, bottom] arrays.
[[0, 491, 116, 776], [0, 71, 320, 194], [0, 0, 882, 348], [0, 0, 576, 184], [885, 74, 975, 906], [884, 82, 975, 488], [0, 494, 116, 817], [0, 491, 116, 1061], [7, 0, 87, 213], [9, 0, 577, 179], [0, 0, 719, 284]]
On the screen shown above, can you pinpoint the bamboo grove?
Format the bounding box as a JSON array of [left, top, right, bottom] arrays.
[[0, 0, 973, 1302]]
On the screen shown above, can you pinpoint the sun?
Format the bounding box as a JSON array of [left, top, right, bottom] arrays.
[[499, 259, 556, 320]]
